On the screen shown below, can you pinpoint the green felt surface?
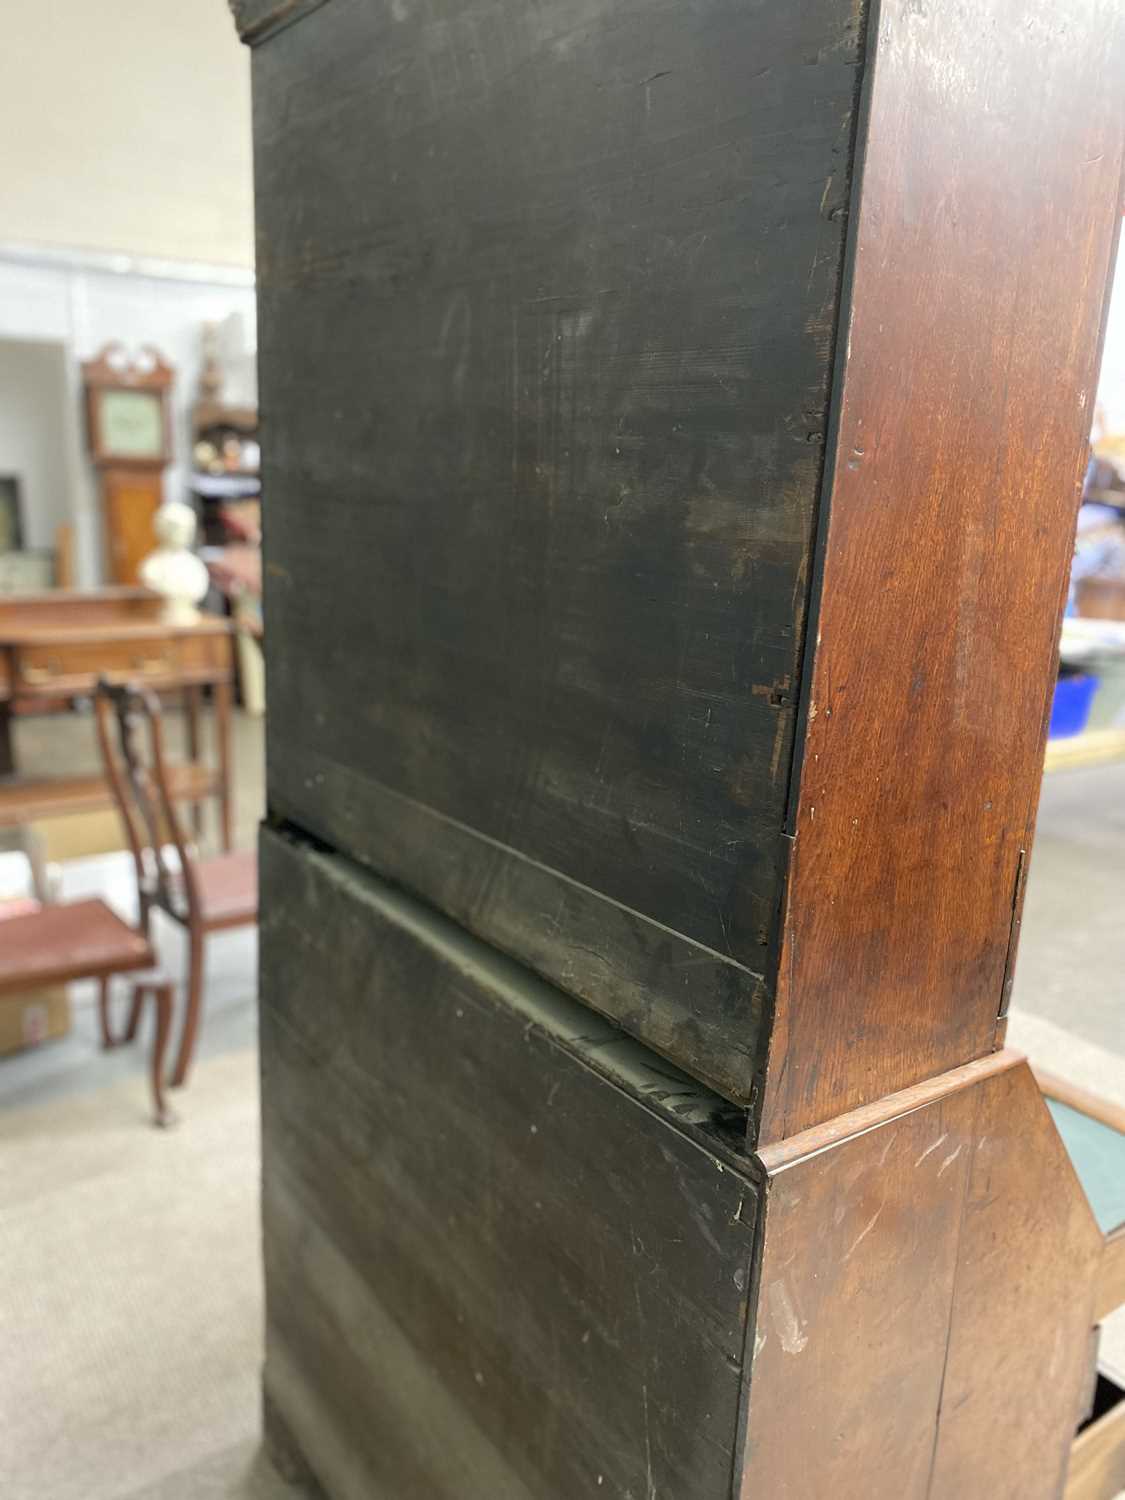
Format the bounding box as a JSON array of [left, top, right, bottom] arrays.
[[1048, 1099, 1125, 1235]]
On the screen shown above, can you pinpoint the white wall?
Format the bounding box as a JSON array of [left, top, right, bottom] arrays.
[[0, 0, 257, 583], [0, 340, 74, 554], [0, 252, 256, 585], [0, 0, 253, 269]]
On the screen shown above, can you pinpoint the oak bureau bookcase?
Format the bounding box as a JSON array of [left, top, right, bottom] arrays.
[[232, 0, 1125, 1494]]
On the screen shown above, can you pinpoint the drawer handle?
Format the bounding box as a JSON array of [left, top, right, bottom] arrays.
[[133, 656, 171, 674], [22, 663, 55, 684]]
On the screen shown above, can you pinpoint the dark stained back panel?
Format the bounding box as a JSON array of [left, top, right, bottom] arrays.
[[253, 0, 866, 1103], [258, 825, 757, 1500]]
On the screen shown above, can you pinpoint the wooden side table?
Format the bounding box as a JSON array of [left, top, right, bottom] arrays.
[[0, 590, 235, 849]]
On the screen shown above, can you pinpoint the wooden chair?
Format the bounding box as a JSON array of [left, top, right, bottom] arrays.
[[94, 680, 257, 1088], [0, 897, 174, 1124]]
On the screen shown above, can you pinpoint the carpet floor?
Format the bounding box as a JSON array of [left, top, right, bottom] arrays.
[[0, 1045, 298, 1500]]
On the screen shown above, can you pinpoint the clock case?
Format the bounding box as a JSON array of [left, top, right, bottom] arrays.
[[82, 343, 175, 585]]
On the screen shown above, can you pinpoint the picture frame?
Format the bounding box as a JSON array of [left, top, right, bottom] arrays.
[[0, 475, 23, 552]]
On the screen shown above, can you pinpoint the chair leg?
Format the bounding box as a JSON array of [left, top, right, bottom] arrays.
[[123, 988, 145, 1043], [147, 982, 175, 1128], [170, 925, 206, 1089], [98, 977, 115, 1049]]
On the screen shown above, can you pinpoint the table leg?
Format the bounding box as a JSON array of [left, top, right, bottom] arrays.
[[215, 678, 234, 853], [0, 702, 14, 778], [184, 684, 204, 842]]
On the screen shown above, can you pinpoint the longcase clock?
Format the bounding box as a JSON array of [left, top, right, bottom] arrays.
[[82, 343, 174, 585]]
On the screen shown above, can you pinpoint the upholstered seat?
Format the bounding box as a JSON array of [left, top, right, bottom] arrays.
[[188, 850, 258, 929], [0, 897, 152, 995]]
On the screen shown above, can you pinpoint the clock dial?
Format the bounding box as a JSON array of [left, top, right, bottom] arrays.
[[99, 389, 165, 459]]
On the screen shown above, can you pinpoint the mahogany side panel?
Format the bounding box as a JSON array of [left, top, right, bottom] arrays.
[[760, 0, 1125, 1141], [929, 1063, 1103, 1498], [742, 1055, 1104, 1498], [742, 1060, 983, 1498]]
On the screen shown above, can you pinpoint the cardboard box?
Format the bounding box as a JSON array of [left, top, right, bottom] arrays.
[[0, 986, 71, 1057]]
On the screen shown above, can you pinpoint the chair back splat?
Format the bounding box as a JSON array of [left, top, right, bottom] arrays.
[[93, 680, 201, 930]]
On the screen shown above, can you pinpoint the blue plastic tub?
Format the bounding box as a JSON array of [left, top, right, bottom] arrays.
[[1048, 674, 1099, 740]]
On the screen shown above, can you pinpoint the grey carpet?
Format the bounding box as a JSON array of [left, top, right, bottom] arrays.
[[0, 1046, 300, 1500]]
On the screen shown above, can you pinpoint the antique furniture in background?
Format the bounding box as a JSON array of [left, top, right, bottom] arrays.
[[205, 544, 264, 716], [192, 327, 260, 545], [1037, 1070, 1125, 1335], [82, 343, 173, 586], [190, 330, 265, 711], [0, 475, 24, 551], [235, 0, 1125, 1494], [0, 897, 170, 1123], [0, 523, 76, 596], [1036, 1069, 1125, 1499], [94, 681, 256, 1089], [191, 398, 260, 549], [0, 588, 234, 846]]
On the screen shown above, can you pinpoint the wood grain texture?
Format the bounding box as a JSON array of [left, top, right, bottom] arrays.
[[743, 1055, 1105, 1499], [928, 1062, 1103, 1499], [760, 0, 1125, 1141], [258, 826, 757, 1500], [268, 744, 767, 1101], [743, 1058, 983, 1497], [755, 1047, 1013, 1172], [100, 469, 162, 586], [252, 0, 866, 1105]]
